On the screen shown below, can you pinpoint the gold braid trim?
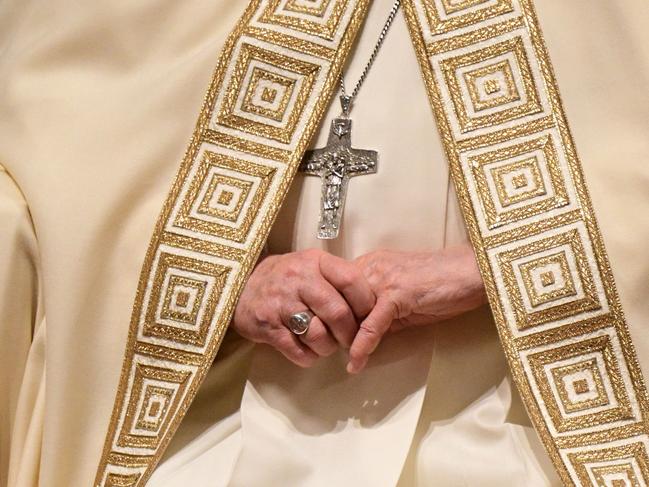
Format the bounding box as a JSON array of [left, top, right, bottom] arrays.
[[403, 0, 649, 484], [94, 0, 370, 484]]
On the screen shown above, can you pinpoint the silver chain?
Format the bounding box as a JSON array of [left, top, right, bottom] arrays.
[[339, 0, 401, 111]]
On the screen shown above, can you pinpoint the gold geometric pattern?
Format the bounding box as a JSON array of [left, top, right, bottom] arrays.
[[95, 0, 368, 484], [466, 133, 570, 231], [439, 36, 543, 134], [160, 275, 205, 326], [216, 43, 320, 144], [144, 251, 230, 347], [105, 473, 141, 487], [551, 359, 608, 414], [261, 87, 277, 104], [241, 67, 296, 122], [464, 59, 519, 111], [484, 78, 501, 95], [492, 157, 545, 206], [566, 441, 649, 486], [593, 465, 640, 487], [116, 363, 192, 449], [172, 151, 276, 244], [404, 0, 649, 483], [285, 0, 332, 16], [259, 0, 348, 40], [196, 173, 254, 224], [525, 334, 634, 433], [518, 251, 576, 308], [440, 0, 491, 15], [496, 228, 602, 331], [135, 385, 174, 433], [421, 0, 515, 35]]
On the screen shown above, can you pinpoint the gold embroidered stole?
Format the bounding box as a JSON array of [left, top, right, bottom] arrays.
[[404, 1, 649, 485], [95, 1, 649, 485]]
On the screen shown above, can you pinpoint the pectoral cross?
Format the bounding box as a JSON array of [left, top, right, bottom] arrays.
[[299, 104, 378, 239]]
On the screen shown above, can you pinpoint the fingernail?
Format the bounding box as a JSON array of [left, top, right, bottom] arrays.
[[346, 362, 358, 374]]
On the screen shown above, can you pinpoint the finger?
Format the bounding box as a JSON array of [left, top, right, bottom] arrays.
[[347, 298, 396, 374], [300, 279, 358, 348], [319, 253, 375, 320], [298, 316, 338, 357], [271, 328, 319, 368]]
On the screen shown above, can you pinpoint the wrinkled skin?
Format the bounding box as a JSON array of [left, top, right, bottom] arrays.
[[232, 249, 375, 367], [231, 245, 486, 373], [348, 246, 487, 373]]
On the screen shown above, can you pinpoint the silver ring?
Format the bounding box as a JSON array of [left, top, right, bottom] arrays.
[[288, 310, 315, 335]]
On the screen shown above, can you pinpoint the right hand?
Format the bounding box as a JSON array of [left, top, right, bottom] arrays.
[[232, 249, 376, 367]]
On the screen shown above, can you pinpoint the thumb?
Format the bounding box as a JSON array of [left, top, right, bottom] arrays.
[[347, 297, 396, 374]]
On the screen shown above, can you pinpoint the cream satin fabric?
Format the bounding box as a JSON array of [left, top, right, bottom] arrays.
[[0, 1, 253, 485], [2, 1, 649, 486], [0, 166, 43, 487]]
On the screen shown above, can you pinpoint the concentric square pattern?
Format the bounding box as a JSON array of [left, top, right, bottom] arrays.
[[466, 133, 570, 230], [496, 228, 602, 331], [525, 333, 634, 433], [566, 441, 649, 486], [116, 363, 192, 449], [551, 358, 608, 414], [144, 250, 230, 347], [173, 151, 276, 244], [439, 36, 542, 134], [196, 174, 254, 224], [216, 43, 320, 143], [241, 67, 296, 122]]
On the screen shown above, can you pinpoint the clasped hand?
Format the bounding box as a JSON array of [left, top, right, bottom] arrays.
[[232, 246, 486, 374]]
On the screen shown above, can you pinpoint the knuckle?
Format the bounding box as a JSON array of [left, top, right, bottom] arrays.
[[256, 299, 286, 325], [252, 307, 274, 326], [360, 322, 380, 338], [302, 248, 323, 261], [338, 267, 360, 288], [388, 297, 407, 320], [286, 249, 322, 277], [314, 286, 330, 302], [328, 303, 353, 324], [284, 260, 302, 279]]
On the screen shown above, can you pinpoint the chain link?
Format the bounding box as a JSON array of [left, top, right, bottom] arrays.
[[340, 0, 401, 108]]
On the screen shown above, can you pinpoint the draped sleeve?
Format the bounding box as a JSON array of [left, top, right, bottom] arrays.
[[0, 165, 44, 487]]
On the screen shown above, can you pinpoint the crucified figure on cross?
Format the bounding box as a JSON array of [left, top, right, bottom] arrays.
[[299, 117, 378, 239]]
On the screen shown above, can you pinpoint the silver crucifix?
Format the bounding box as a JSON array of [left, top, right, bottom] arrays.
[[299, 100, 378, 239]]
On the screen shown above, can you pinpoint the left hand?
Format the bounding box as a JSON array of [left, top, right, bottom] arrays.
[[347, 245, 487, 373]]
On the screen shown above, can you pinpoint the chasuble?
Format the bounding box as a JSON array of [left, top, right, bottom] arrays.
[[2, 1, 649, 486]]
